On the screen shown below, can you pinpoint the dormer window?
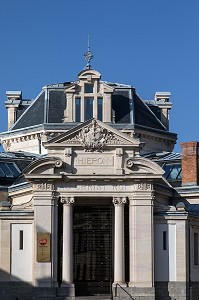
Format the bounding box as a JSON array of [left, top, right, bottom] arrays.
[[64, 69, 114, 123]]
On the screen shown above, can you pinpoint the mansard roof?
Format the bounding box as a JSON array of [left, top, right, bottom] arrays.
[[10, 80, 169, 133]]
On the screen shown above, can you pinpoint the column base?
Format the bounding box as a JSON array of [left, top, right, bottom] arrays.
[[58, 284, 75, 297], [112, 282, 127, 287], [128, 281, 153, 287], [61, 282, 74, 288]]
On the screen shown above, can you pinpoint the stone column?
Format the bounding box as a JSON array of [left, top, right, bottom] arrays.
[[129, 182, 154, 289], [113, 197, 127, 285], [61, 196, 74, 286]]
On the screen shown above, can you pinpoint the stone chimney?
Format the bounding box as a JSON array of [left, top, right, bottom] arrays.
[[154, 92, 172, 130], [5, 91, 22, 129], [181, 141, 199, 186]]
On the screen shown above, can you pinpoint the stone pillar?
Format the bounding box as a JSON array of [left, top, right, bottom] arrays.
[[129, 182, 154, 289], [113, 197, 126, 285], [103, 93, 112, 122], [61, 196, 74, 286], [33, 183, 55, 287], [64, 94, 73, 122]]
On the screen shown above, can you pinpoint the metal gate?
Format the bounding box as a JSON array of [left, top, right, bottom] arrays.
[[73, 204, 113, 296]]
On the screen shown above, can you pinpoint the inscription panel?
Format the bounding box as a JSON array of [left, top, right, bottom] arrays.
[[74, 154, 114, 166], [57, 182, 130, 192]]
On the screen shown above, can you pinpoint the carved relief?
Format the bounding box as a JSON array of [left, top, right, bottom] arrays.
[[79, 119, 113, 152], [34, 183, 54, 190], [66, 134, 80, 144], [135, 183, 152, 191]]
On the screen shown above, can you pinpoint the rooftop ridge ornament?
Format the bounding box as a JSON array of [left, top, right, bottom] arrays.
[[84, 35, 94, 69]]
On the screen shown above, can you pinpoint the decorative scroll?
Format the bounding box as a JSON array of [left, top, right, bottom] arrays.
[[54, 158, 63, 168], [60, 196, 74, 205], [125, 158, 134, 168], [112, 197, 127, 206]]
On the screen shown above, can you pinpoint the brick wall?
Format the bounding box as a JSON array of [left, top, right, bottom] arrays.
[[181, 141, 199, 186]]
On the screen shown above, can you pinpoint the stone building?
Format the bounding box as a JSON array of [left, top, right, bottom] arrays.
[[0, 53, 199, 300]]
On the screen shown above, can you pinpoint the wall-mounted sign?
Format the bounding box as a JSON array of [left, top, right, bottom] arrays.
[[37, 232, 51, 262]]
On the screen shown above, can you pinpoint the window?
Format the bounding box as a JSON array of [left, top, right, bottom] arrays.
[[84, 84, 93, 93], [97, 98, 103, 121], [75, 98, 81, 122], [19, 230, 23, 250], [85, 98, 94, 120], [163, 231, 167, 250], [163, 164, 182, 180], [194, 232, 198, 265]]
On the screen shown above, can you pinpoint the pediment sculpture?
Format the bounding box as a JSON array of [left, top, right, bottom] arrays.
[[79, 119, 113, 152]]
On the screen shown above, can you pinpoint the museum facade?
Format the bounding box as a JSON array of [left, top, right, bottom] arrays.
[[0, 64, 199, 300]]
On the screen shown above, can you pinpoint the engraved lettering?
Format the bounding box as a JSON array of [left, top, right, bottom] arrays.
[[75, 155, 114, 166], [57, 183, 131, 192]]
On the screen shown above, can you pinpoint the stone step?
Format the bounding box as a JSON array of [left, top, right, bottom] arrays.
[[75, 296, 112, 300]]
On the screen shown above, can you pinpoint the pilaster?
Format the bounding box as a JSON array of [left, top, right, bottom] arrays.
[[129, 182, 154, 288], [103, 93, 112, 122], [33, 182, 56, 287]]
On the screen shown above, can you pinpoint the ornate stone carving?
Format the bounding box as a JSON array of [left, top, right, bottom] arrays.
[[54, 158, 63, 168], [64, 148, 72, 157], [60, 196, 74, 205], [79, 119, 113, 152], [112, 197, 127, 206], [126, 158, 134, 168], [135, 183, 152, 191], [35, 183, 54, 190]]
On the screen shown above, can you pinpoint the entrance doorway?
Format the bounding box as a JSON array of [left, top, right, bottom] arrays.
[[73, 201, 113, 296]]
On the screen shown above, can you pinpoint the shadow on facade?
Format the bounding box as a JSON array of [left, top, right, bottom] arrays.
[[155, 282, 171, 300], [0, 269, 68, 300]]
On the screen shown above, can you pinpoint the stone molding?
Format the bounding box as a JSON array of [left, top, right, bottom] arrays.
[[1, 131, 61, 151]]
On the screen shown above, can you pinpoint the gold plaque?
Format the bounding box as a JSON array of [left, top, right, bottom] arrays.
[[37, 232, 51, 262]]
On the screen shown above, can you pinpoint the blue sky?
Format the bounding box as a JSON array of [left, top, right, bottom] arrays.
[[0, 0, 199, 152]]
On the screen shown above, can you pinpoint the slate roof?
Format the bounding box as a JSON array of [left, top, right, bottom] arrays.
[[0, 151, 42, 187], [11, 80, 169, 133]]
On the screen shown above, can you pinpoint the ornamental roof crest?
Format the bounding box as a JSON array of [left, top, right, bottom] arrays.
[[79, 119, 112, 152]]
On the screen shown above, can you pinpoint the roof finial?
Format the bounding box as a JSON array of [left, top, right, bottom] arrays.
[[84, 34, 94, 69]]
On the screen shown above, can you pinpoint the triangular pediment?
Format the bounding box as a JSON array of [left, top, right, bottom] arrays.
[[43, 119, 142, 151]]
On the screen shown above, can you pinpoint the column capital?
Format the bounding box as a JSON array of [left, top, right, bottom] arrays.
[[60, 196, 74, 205], [113, 197, 127, 206]]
